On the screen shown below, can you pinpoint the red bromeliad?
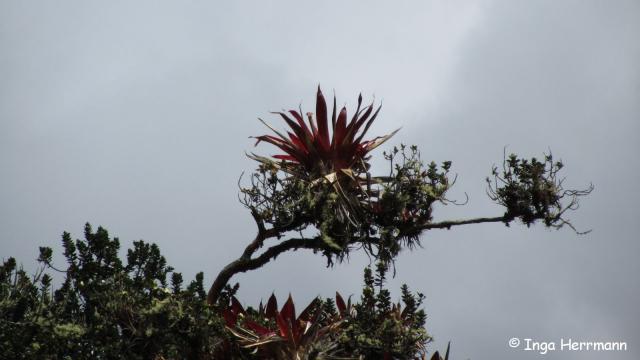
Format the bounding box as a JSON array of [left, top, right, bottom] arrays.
[[251, 86, 398, 179], [223, 294, 345, 358]]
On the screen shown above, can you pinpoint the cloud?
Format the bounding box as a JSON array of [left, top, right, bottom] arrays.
[[1, 1, 638, 359]]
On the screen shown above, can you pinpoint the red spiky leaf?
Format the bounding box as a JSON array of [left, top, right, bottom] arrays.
[[281, 294, 296, 324], [354, 104, 382, 145], [265, 293, 278, 320], [351, 93, 363, 125], [275, 312, 289, 338], [331, 94, 337, 130], [289, 110, 314, 147], [316, 86, 330, 152], [223, 308, 237, 327], [332, 107, 348, 150], [335, 292, 347, 317], [346, 104, 373, 144], [298, 297, 320, 322], [231, 296, 246, 316], [306, 112, 318, 137], [244, 319, 273, 337], [273, 154, 297, 161], [253, 87, 397, 178]]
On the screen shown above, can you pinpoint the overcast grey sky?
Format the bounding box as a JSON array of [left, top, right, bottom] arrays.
[[1, 1, 639, 359]]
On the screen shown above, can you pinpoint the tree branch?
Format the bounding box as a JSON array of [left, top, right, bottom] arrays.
[[207, 214, 514, 305], [240, 210, 309, 260], [207, 236, 327, 304], [420, 215, 509, 230]]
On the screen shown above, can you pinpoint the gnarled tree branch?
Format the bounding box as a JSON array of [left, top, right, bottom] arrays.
[[207, 214, 514, 305], [208, 149, 591, 305], [207, 235, 328, 304]]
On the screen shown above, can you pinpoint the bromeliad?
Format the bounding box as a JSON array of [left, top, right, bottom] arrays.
[[223, 294, 345, 359], [247, 87, 403, 253], [251, 86, 398, 181]]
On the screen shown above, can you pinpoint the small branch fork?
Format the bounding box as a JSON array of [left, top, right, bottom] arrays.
[[207, 210, 311, 304], [206, 213, 513, 305]]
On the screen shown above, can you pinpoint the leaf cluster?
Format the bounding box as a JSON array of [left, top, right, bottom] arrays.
[[240, 145, 453, 265], [250, 87, 396, 178], [372, 145, 453, 260], [2, 225, 437, 359], [1, 224, 227, 360], [487, 152, 592, 232], [335, 263, 430, 359], [221, 263, 431, 359]]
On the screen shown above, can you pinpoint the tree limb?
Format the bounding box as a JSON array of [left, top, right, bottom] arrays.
[[207, 236, 327, 304], [207, 214, 515, 305], [420, 215, 509, 230]]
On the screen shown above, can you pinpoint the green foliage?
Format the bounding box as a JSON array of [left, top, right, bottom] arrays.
[[241, 144, 454, 265], [335, 263, 431, 359], [487, 152, 592, 231], [2, 226, 436, 359], [223, 263, 431, 359], [1, 224, 227, 360]]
